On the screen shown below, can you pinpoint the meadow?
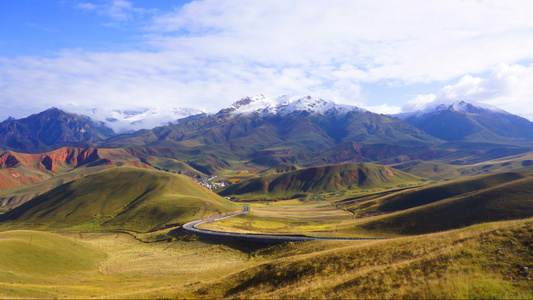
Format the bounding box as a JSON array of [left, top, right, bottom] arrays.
[[1, 217, 531, 299], [0, 167, 532, 298]]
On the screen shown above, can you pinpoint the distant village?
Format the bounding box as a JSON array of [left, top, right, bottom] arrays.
[[195, 175, 226, 190]]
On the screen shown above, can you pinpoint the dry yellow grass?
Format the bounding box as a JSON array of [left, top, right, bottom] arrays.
[[197, 218, 533, 299], [199, 200, 357, 236], [1, 217, 532, 299]]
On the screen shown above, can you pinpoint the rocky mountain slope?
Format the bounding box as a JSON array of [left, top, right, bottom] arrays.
[[396, 100, 533, 146], [0, 108, 115, 152]]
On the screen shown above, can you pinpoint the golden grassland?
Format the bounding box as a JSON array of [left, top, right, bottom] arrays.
[[0, 218, 532, 298], [199, 199, 399, 238], [1, 168, 532, 299], [198, 218, 533, 299]]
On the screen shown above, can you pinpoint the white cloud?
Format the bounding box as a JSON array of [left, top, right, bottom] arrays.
[[74, 0, 145, 21], [76, 2, 96, 11], [403, 94, 437, 112], [4, 0, 533, 123], [404, 63, 533, 120], [364, 104, 402, 115]]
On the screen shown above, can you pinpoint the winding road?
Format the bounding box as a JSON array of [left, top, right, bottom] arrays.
[[181, 206, 385, 243]]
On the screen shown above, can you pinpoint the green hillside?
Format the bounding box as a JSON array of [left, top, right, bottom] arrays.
[[258, 163, 301, 175], [0, 167, 240, 232], [336, 172, 527, 215], [219, 162, 424, 200], [0, 164, 111, 209], [359, 176, 533, 235], [332, 172, 533, 235]]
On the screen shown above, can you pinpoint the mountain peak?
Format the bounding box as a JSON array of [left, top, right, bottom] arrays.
[[398, 100, 508, 120], [219, 95, 365, 117], [397, 100, 533, 144]]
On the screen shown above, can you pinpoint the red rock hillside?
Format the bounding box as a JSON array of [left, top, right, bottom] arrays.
[[0, 147, 152, 190]]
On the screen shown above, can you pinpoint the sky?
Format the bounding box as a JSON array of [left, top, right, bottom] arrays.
[[2, 0, 533, 123]]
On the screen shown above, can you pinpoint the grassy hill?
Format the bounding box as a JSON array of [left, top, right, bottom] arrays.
[[0, 147, 155, 209], [336, 172, 527, 213], [257, 163, 301, 175], [332, 171, 533, 235], [358, 176, 533, 235], [196, 218, 533, 299], [0, 167, 241, 232], [0, 164, 111, 209], [219, 162, 424, 200]]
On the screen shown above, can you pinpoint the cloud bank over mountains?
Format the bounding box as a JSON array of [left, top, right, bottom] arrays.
[[1, 0, 533, 120]]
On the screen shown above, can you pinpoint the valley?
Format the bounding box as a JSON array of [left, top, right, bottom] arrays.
[[0, 97, 532, 299]]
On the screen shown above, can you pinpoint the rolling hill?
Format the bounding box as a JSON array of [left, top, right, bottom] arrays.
[[218, 162, 424, 199], [0, 167, 241, 232], [0, 147, 156, 210], [335, 171, 533, 234]]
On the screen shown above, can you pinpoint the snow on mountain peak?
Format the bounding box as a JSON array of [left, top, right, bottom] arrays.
[[222, 95, 365, 117], [397, 100, 508, 120]]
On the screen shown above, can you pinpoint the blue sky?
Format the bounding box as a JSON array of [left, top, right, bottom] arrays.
[[2, 0, 533, 123]]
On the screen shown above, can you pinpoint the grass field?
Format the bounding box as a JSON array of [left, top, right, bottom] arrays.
[[1, 164, 533, 298], [199, 199, 396, 238], [197, 218, 533, 299], [0, 167, 241, 232], [1, 211, 532, 298]]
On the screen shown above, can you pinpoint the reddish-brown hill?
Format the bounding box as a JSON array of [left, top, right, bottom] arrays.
[[0, 147, 152, 190]]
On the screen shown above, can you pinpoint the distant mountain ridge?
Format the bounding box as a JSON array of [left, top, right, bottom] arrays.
[[396, 100, 533, 146], [0, 108, 115, 152], [102, 97, 443, 170]]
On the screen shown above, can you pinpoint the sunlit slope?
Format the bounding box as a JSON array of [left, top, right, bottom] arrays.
[[198, 219, 533, 299], [0, 167, 240, 232], [392, 150, 533, 180], [219, 163, 423, 199], [0, 231, 106, 290]]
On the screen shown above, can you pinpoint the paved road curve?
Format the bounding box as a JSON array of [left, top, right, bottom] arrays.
[[181, 206, 386, 243]]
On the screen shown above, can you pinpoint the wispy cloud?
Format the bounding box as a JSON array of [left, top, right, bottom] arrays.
[[403, 63, 533, 120], [3, 0, 533, 122], [74, 0, 146, 21]]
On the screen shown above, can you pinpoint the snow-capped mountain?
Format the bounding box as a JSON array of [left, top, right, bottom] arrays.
[[395, 100, 533, 145], [396, 100, 507, 120], [219, 95, 365, 117], [86, 107, 205, 133]]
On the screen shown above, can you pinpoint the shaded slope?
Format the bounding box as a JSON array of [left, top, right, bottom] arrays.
[[0, 167, 241, 232], [219, 163, 423, 199], [0, 108, 114, 152], [336, 172, 527, 216], [401, 101, 533, 146], [360, 176, 533, 235], [103, 110, 443, 169]]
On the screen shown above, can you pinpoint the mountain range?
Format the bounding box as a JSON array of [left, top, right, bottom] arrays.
[[3, 96, 533, 152], [396, 100, 533, 146], [0, 95, 532, 205]]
